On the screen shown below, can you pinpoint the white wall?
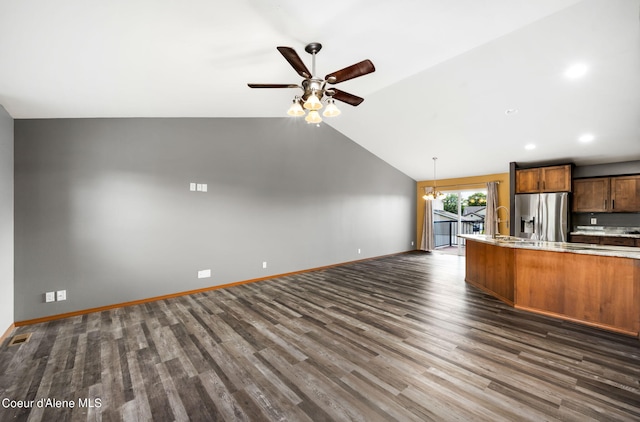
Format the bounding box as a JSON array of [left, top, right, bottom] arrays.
[[0, 105, 14, 333]]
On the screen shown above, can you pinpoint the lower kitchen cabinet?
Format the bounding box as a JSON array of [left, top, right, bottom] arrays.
[[570, 234, 638, 247], [464, 238, 640, 336]]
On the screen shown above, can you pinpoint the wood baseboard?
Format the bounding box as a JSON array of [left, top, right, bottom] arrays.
[[1, 323, 16, 344], [15, 251, 412, 327]]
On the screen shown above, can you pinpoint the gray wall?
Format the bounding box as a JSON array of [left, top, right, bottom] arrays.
[[573, 160, 640, 179], [14, 118, 416, 321], [0, 106, 13, 332], [572, 160, 640, 228]]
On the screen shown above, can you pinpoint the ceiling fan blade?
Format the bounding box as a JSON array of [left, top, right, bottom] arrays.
[[331, 89, 364, 106], [247, 83, 299, 88], [325, 60, 375, 84], [277, 47, 311, 79]]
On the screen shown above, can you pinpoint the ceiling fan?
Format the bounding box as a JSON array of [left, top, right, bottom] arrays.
[[248, 42, 375, 124]]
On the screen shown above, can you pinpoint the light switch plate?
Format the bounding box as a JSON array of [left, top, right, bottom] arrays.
[[45, 292, 55, 303], [189, 183, 196, 191]]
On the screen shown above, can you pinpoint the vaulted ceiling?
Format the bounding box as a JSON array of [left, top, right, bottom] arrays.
[[1, 0, 638, 180]]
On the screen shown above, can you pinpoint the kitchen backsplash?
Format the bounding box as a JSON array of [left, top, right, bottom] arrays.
[[573, 225, 640, 235], [572, 212, 640, 228]]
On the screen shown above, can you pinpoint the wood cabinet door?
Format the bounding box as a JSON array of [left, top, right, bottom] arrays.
[[540, 165, 571, 192], [572, 178, 610, 212], [515, 168, 541, 193], [611, 175, 640, 212]]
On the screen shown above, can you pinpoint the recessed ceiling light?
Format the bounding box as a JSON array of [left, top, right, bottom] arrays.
[[505, 109, 519, 116], [525, 143, 536, 150], [578, 133, 595, 143], [564, 63, 588, 79]]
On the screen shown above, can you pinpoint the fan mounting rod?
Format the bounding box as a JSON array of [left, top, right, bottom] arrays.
[[305, 43, 322, 78]]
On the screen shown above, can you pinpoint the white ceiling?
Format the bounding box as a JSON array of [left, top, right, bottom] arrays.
[[1, 0, 638, 180]]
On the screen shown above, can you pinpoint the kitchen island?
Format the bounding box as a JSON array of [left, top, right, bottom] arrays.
[[460, 234, 640, 337]]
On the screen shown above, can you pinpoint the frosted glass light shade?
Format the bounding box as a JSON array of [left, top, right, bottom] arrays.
[[305, 110, 322, 124], [287, 101, 305, 116], [322, 100, 341, 117], [303, 92, 322, 110]]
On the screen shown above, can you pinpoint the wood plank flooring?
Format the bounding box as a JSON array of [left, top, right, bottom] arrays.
[[1, 251, 639, 421]]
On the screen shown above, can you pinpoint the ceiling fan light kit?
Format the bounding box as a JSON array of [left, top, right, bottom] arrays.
[[248, 42, 375, 124]]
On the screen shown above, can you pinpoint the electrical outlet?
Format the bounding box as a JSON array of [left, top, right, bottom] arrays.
[[590, 217, 597, 225], [411, 241, 414, 246], [197, 269, 211, 279], [191, 182, 208, 193], [358, 248, 361, 254], [56, 290, 66, 301], [45, 292, 55, 303], [262, 261, 267, 269]]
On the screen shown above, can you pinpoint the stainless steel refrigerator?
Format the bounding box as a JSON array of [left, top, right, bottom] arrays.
[[514, 192, 569, 242]]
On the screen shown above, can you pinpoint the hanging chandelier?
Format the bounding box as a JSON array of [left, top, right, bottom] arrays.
[[423, 157, 446, 200]]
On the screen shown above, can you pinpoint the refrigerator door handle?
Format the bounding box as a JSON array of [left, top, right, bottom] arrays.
[[537, 196, 545, 241]]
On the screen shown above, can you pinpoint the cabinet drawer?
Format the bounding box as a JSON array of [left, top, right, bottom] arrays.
[[569, 235, 602, 244], [600, 237, 637, 247]]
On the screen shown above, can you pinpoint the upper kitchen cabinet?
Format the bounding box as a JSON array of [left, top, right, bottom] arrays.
[[572, 178, 610, 212], [515, 165, 572, 193], [573, 175, 640, 213], [611, 175, 640, 212]]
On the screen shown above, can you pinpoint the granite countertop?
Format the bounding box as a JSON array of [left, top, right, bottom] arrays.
[[570, 226, 640, 238], [459, 234, 640, 260]]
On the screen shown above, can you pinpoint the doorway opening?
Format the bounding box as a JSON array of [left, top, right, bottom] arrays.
[[432, 189, 487, 255]]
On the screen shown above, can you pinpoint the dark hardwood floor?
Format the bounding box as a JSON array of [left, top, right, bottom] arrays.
[[1, 251, 639, 421]]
